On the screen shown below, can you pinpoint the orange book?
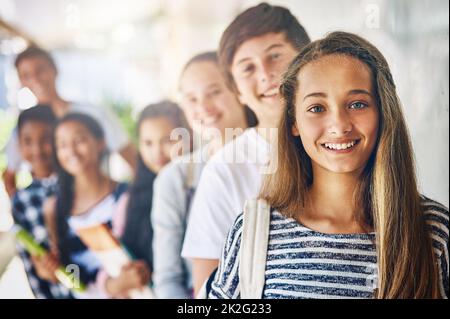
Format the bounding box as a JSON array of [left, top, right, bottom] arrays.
[[76, 223, 154, 299]]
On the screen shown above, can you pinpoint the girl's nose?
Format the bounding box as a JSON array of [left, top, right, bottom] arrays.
[[327, 109, 353, 136]]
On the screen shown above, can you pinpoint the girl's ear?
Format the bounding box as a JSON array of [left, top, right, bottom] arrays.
[[292, 123, 300, 137]]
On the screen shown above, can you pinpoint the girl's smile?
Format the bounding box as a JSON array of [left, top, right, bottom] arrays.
[[321, 139, 361, 153]]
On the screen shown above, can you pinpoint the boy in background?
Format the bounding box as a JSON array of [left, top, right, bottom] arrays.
[[11, 104, 72, 298], [182, 2, 311, 293]]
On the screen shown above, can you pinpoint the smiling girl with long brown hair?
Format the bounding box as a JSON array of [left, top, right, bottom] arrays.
[[209, 31, 448, 299]]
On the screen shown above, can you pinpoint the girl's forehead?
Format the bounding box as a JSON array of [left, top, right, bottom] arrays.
[[301, 54, 371, 75], [180, 62, 221, 91], [57, 120, 84, 132], [55, 121, 91, 139], [296, 54, 373, 92]]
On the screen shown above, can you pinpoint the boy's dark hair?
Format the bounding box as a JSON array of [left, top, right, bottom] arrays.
[[218, 2, 311, 93], [17, 104, 57, 133], [15, 46, 57, 71]]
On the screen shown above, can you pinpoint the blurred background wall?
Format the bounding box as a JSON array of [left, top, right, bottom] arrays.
[[0, 0, 448, 297]]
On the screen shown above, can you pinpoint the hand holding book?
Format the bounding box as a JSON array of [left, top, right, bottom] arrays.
[[30, 252, 60, 283], [76, 223, 155, 299], [11, 225, 87, 293], [105, 260, 151, 298]]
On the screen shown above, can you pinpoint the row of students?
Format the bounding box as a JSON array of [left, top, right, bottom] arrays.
[[6, 1, 449, 299], [177, 3, 448, 298], [8, 47, 254, 299], [182, 2, 312, 294], [151, 52, 256, 298], [11, 101, 187, 298], [3, 47, 137, 197]]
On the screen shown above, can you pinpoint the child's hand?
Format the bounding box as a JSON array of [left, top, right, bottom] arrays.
[[31, 252, 60, 283], [105, 260, 151, 298], [2, 169, 17, 198]]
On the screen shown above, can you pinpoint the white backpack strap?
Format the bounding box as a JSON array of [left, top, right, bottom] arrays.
[[239, 199, 271, 299]]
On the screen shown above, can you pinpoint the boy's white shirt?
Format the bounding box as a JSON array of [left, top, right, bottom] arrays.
[[181, 127, 270, 259]]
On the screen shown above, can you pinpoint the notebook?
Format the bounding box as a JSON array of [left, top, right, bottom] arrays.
[[76, 223, 154, 299]]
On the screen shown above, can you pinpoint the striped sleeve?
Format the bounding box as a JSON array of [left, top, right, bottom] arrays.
[[422, 196, 449, 299], [208, 213, 244, 299]]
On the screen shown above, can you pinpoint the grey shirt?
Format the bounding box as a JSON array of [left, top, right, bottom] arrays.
[[151, 145, 210, 298]]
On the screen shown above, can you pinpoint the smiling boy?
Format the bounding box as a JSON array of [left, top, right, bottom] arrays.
[[181, 3, 311, 294], [11, 104, 72, 298]]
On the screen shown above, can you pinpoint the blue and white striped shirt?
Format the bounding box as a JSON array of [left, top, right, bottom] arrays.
[[209, 197, 449, 299]]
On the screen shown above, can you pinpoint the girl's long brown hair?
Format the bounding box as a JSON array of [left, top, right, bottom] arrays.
[[260, 31, 440, 298]]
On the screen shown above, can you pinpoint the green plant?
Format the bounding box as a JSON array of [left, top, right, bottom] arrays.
[[102, 98, 137, 145], [0, 109, 16, 174]]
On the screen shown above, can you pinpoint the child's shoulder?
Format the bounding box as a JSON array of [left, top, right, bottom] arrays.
[[420, 195, 449, 221], [420, 195, 449, 241], [12, 180, 45, 205]]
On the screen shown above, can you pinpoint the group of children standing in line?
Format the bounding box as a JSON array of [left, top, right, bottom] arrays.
[[4, 2, 448, 299]]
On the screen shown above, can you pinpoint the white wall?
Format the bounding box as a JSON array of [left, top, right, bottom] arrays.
[[241, 0, 449, 206], [2, 0, 448, 206]]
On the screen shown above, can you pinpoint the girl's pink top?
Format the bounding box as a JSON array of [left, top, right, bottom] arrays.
[[95, 193, 129, 298]]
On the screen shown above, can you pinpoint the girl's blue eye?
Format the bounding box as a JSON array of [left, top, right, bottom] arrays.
[[308, 105, 324, 113], [350, 101, 368, 109], [270, 53, 280, 60]]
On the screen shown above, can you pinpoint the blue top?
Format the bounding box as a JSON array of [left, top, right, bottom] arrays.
[[12, 176, 72, 299], [209, 196, 449, 299]]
